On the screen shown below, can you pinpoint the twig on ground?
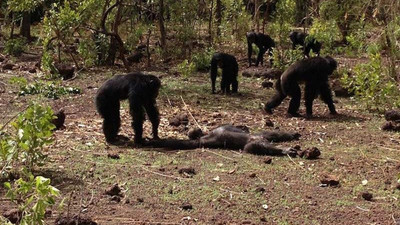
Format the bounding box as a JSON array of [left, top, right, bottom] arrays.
[[161, 90, 172, 107], [202, 148, 235, 161], [180, 96, 202, 130], [0, 105, 29, 131], [140, 166, 184, 181]]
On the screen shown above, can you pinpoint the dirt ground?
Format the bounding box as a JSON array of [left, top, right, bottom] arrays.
[[0, 54, 400, 225]]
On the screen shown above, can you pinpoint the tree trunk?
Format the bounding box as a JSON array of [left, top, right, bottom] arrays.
[[20, 11, 31, 40], [105, 1, 123, 66], [208, 0, 214, 45], [215, 0, 222, 36], [159, 0, 167, 58], [254, 0, 260, 32]]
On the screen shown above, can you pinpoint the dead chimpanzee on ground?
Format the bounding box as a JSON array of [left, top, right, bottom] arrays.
[[264, 56, 337, 118], [95, 72, 161, 144], [210, 53, 239, 94], [289, 31, 321, 57], [145, 125, 300, 156], [246, 31, 275, 67]]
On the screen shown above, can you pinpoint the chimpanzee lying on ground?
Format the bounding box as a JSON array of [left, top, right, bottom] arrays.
[[210, 53, 239, 94], [96, 72, 161, 144], [144, 125, 300, 156], [246, 31, 275, 67], [264, 56, 337, 118], [289, 31, 321, 57]]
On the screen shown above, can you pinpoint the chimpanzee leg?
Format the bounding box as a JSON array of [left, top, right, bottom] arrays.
[[98, 99, 121, 142], [287, 84, 301, 116], [222, 70, 233, 94], [319, 82, 337, 114], [210, 69, 217, 94], [232, 78, 238, 93], [144, 100, 160, 139], [304, 83, 318, 117], [101, 102, 120, 143], [129, 98, 146, 144], [256, 47, 266, 66], [247, 41, 253, 67], [265, 79, 286, 113], [220, 77, 228, 94]]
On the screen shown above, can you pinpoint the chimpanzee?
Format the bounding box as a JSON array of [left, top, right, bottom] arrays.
[[246, 31, 275, 67], [210, 53, 239, 94], [264, 56, 337, 118], [145, 125, 300, 156], [95, 72, 161, 144], [289, 31, 321, 57]]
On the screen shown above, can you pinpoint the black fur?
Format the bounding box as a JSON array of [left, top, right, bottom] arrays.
[[95, 72, 161, 144], [145, 125, 299, 156], [289, 31, 321, 57], [265, 56, 337, 117], [210, 53, 239, 94], [246, 31, 275, 67]]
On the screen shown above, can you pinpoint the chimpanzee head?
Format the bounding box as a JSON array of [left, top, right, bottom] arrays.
[[325, 56, 337, 75]]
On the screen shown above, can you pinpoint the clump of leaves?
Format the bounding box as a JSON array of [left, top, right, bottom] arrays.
[[176, 59, 196, 78], [272, 48, 303, 70], [0, 104, 55, 177], [3, 173, 61, 225], [4, 38, 27, 57], [341, 52, 400, 111], [191, 47, 215, 72], [9, 77, 81, 99]]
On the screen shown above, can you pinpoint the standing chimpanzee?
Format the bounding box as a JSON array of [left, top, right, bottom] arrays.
[[246, 31, 275, 67], [210, 52, 239, 94], [95, 72, 161, 144], [264, 56, 337, 118], [289, 31, 321, 57]]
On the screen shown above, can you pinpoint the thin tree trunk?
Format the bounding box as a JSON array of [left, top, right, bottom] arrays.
[[105, 0, 123, 66], [254, 0, 260, 32], [159, 0, 167, 58], [20, 11, 31, 40], [215, 0, 222, 36], [208, 0, 214, 45]]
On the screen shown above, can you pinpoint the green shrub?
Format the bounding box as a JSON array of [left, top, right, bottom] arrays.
[[10, 77, 81, 100], [4, 38, 27, 57], [272, 48, 303, 70], [309, 18, 341, 54], [4, 174, 61, 225], [341, 53, 400, 111], [191, 47, 215, 72], [0, 104, 55, 176], [176, 60, 196, 78]]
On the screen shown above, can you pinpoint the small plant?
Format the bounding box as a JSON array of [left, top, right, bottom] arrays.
[[176, 59, 196, 78], [0, 104, 55, 178], [4, 38, 27, 57], [4, 173, 61, 225], [272, 48, 303, 70], [341, 53, 400, 111], [12, 104, 55, 169], [309, 18, 341, 54], [191, 47, 215, 72], [10, 77, 81, 100], [78, 39, 97, 67]]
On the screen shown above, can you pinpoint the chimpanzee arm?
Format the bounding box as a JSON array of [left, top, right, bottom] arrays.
[[247, 40, 253, 67], [319, 82, 337, 115], [144, 139, 200, 150], [144, 99, 160, 139], [244, 141, 297, 156], [210, 56, 218, 94]]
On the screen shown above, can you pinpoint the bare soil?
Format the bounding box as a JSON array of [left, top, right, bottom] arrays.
[[0, 54, 400, 225]]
